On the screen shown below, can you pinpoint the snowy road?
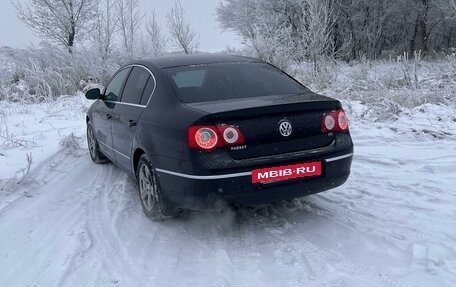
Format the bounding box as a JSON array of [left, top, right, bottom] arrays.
[[1, 101, 456, 286]]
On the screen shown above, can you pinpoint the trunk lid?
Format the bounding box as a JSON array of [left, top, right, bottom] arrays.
[[186, 93, 341, 159]]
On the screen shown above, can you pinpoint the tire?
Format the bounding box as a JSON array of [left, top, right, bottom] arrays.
[[87, 123, 109, 164], [137, 154, 180, 221]]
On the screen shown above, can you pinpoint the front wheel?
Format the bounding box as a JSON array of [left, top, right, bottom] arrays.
[[137, 154, 180, 221], [87, 123, 109, 164]]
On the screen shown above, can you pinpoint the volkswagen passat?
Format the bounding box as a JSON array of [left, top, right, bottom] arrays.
[[85, 54, 354, 220]]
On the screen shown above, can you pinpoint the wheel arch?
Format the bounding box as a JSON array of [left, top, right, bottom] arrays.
[[133, 148, 146, 178]]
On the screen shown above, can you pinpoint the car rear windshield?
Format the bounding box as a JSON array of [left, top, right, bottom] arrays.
[[166, 62, 309, 103]]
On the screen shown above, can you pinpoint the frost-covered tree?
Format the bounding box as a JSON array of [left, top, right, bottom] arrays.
[[115, 0, 143, 55], [136, 11, 168, 57], [333, 0, 388, 59], [14, 0, 97, 53], [167, 0, 199, 54], [91, 0, 116, 81], [218, 0, 456, 61], [440, 0, 456, 17], [217, 0, 335, 67], [92, 0, 115, 61], [296, 0, 336, 66]]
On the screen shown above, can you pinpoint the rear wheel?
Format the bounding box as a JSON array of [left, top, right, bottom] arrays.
[[87, 123, 109, 164], [137, 154, 180, 221]]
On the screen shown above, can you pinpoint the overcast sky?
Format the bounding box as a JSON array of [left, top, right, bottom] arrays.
[[0, 0, 241, 51]]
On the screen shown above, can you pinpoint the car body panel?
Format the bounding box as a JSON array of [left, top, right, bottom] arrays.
[[157, 150, 353, 210], [111, 103, 144, 170], [91, 101, 116, 160]]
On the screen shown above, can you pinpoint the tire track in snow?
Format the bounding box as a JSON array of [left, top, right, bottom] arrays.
[[0, 150, 71, 217], [222, 210, 267, 287], [236, 207, 335, 286], [2, 211, 85, 287], [0, 153, 95, 287], [309, 195, 443, 242], [239, 204, 414, 287], [230, 205, 337, 286], [56, 163, 108, 287], [56, 222, 97, 287], [2, 131, 454, 286], [84, 168, 144, 286]]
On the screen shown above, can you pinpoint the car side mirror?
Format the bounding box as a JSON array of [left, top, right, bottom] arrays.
[[85, 88, 101, 100]]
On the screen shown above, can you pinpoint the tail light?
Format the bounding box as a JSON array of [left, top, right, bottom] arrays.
[[188, 125, 246, 151], [337, 110, 349, 131], [216, 125, 245, 146], [322, 109, 349, 133]]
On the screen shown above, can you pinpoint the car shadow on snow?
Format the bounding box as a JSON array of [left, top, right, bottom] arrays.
[[119, 174, 343, 237]]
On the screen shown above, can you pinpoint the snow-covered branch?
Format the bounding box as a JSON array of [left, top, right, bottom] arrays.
[[13, 0, 97, 53], [136, 11, 168, 58], [114, 0, 143, 55], [167, 0, 199, 54]]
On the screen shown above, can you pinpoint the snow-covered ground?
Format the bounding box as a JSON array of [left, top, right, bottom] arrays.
[[1, 89, 456, 286], [0, 95, 90, 188]]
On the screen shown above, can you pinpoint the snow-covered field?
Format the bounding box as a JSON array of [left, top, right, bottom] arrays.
[[1, 67, 456, 286]]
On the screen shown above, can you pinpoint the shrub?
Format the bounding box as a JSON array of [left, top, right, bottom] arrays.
[[0, 45, 123, 103]]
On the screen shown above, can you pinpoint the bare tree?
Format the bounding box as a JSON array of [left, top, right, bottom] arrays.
[[14, 0, 97, 53], [218, 0, 456, 61], [218, 0, 335, 68], [167, 0, 199, 54], [409, 0, 430, 55], [136, 11, 168, 57], [440, 0, 456, 17], [93, 0, 115, 60], [92, 0, 116, 80], [217, 0, 257, 42], [115, 0, 143, 55], [296, 0, 336, 67], [248, 13, 296, 69]]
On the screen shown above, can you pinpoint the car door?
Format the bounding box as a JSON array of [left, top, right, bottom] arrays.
[[111, 66, 153, 171], [92, 67, 131, 161]]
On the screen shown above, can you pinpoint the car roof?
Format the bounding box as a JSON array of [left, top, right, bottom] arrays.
[[137, 54, 263, 69]]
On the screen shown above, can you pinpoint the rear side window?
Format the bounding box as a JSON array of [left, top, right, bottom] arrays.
[[166, 63, 309, 103], [140, 75, 156, 106], [104, 68, 131, 101], [121, 67, 150, 105]]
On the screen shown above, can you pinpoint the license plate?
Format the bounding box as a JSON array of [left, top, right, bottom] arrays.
[[252, 162, 322, 184]]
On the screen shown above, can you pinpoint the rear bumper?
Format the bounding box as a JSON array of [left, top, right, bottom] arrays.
[[156, 150, 353, 210]]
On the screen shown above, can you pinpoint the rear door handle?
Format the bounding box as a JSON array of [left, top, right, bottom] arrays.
[[106, 114, 112, 120], [129, 120, 137, 128]]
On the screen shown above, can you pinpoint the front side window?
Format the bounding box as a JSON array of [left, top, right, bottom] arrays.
[[104, 68, 131, 101], [121, 67, 150, 105], [166, 63, 309, 103]]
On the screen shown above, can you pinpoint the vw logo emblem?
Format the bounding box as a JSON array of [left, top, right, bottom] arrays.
[[279, 120, 293, 137]]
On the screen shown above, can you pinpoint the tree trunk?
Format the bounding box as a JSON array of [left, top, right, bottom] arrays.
[[410, 12, 419, 53], [333, 22, 340, 55], [67, 23, 75, 54], [418, 0, 429, 55], [448, 26, 453, 49], [349, 18, 356, 60], [342, 8, 356, 60], [67, 1, 75, 53]]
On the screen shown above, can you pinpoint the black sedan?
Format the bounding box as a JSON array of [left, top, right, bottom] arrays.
[[85, 54, 353, 220]]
